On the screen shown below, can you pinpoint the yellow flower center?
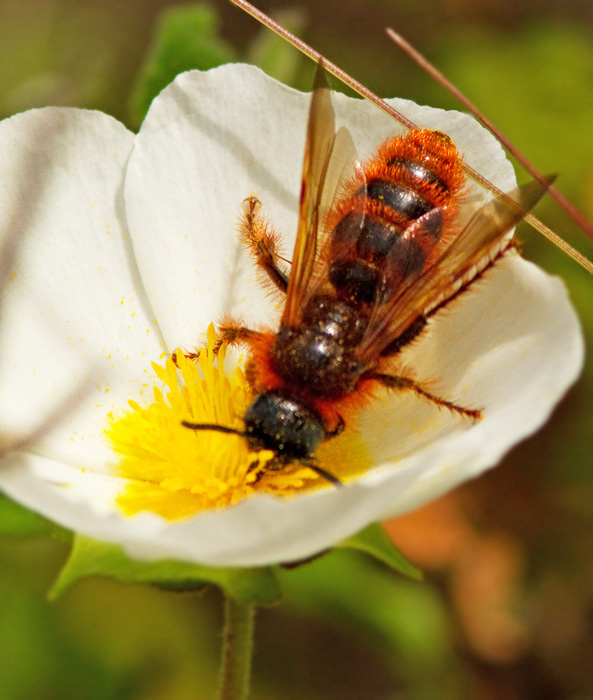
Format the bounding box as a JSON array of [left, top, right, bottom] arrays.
[[106, 325, 369, 521]]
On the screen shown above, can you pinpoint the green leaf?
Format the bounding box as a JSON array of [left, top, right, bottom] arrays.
[[278, 551, 449, 674], [338, 523, 423, 581], [0, 494, 47, 537], [129, 4, 236, 126], [245, 8, 307, 87], [50, 535, 282, 605]]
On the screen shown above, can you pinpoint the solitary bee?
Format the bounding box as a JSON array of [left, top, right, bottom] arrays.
[[183, 65, 549, 485]]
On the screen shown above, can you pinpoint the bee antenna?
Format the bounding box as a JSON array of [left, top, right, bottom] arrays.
[[181, 423, 343, 487], [299, 460, 343, 488], [181, 421, 248, 438]]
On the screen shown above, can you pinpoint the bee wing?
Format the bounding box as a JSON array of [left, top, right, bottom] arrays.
[[357, 178, 553, 362], [318, 125, 359, 233], [282, 63, 358, 326]]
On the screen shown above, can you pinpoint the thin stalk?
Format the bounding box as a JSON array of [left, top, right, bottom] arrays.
[[218, 595, 255, 700], [230, 0, 593, 274], [386, 28, 593, 273]]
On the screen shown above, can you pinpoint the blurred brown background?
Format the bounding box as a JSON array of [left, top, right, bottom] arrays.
[[1, 1, 592, 698]]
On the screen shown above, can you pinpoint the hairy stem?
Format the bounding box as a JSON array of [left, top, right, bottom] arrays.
[[218, 594, 255, 700]]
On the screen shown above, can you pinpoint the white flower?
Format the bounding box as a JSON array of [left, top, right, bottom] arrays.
[[0, 64, 583, 567]]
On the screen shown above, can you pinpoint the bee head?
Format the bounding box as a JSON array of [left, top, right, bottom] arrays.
[[243, 391, 325, 460], [182, 392, 341, 486]]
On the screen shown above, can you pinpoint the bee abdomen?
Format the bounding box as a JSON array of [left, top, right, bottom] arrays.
[[386, 158, 451, 197], [362, 178, 433, 222], [326, 129, 466, 304], [329, 210, 429, 303]]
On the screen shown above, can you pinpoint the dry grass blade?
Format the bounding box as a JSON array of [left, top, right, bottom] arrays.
[[230, 0, 593, 274]]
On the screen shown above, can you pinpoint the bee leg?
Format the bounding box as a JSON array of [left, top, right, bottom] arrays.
[[380, 317, 428, 357], [171, 321, 264, 365], [325, 414, 345, 439], [213, 319, 264, 354], [240, 196, 289, 294], [171, 348, 200, 364], [369, 372, 482, 421]]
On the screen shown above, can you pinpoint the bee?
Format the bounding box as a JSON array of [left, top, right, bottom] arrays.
[[183, 64, 549, 485]]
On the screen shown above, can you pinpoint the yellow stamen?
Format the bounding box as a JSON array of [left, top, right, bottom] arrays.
[[106, 324, 369, 521]]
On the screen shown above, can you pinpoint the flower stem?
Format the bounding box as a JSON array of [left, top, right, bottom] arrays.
[[218, 594, 255, 700]]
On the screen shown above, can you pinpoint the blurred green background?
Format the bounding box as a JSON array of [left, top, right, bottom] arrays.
[[1, 0, 592, 698]]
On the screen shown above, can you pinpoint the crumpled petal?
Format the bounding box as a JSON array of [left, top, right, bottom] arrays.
[[0, 65, 584, 567]]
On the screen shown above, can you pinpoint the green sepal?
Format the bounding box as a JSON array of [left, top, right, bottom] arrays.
[[0, 494, 47, 537], [338, 523, 423, 581], [129, 4, 236, 126], [50, 535, 282, 605], [0, 494, 73, 542]]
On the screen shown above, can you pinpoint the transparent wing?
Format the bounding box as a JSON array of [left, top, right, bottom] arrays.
[[281, 63, 358, 326], [357, 178, 553, 362], [318, 125, 358, 234]]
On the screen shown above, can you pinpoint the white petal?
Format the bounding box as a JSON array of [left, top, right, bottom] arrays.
[[124, 64, 307, 351], [0, 67, 584, 568], [0, 108, 165, 469], [124, 64, 515, 352], [4, 251, 583, 569], [118, 253, 584, 567], [122, 251, 586, 568], [355, 255, 584, 512]]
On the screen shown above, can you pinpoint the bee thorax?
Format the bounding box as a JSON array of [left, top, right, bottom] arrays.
[[272, 296, 366, 396]]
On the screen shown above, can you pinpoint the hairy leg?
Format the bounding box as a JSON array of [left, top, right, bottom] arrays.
[[212, 317, 264, 354], [171, 319, 264, 364], [239, 196, 290, 294], [368, 372, 482, 421], [175, 197, 290, 365]]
